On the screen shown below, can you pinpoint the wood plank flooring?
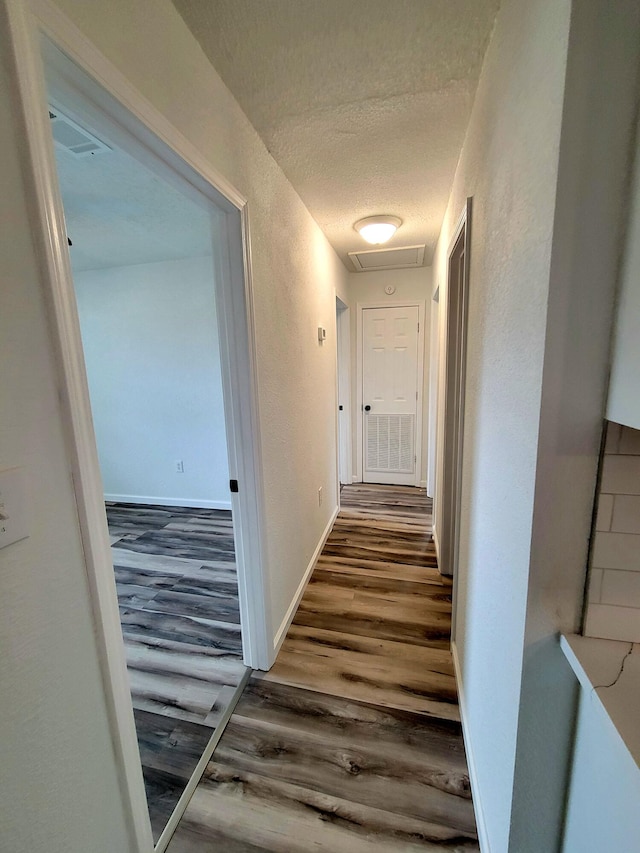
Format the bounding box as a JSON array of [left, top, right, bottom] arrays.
[[107, 503, 247, 841], [167, 484, 478, 852]]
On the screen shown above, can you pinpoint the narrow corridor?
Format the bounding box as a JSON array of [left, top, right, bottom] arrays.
[[167, 484, 478, 851]]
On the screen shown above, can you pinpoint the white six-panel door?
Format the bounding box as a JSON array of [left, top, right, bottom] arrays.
[[362, 305, 419, 485]]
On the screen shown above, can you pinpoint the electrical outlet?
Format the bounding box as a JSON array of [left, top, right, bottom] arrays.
[[318, 486, 323, 506], [176, 460, 184, 473]]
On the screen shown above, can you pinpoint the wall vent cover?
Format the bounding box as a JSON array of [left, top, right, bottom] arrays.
[[49, 108, 112, 157], [349, 244, 425, 272], [366, 414, 415, 473]]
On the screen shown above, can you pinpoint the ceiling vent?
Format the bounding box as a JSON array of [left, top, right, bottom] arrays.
[[349, 244, 426, 272], [48, 108, 112, 157]]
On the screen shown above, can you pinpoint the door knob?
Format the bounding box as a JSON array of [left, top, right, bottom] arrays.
[[364, 405, 371, 412]]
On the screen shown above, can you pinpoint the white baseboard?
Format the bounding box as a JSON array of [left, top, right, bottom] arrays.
[[451, 640, 491, 853], [419, 478, 427, 488], [272, 504, 340, 656], [104, 493, 232, 510]]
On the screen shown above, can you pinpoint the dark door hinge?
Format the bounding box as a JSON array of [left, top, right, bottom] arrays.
[[230, 479, 239, 493]]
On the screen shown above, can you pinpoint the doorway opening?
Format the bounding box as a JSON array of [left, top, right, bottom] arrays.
[[48, 88, 249, 842], [10, 28, 271, 851], [439, 200, 472, 583]]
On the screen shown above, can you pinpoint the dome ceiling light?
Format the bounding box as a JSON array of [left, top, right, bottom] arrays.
[[354, 215, 402, 245]]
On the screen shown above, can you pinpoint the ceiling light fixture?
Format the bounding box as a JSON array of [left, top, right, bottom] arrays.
[[354, 215, 402, 245]]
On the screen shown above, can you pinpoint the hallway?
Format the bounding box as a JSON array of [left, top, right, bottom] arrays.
[[167, 484, 478, 851]]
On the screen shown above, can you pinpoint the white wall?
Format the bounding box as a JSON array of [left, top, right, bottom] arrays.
[[75, 255, 231, 509], [431, 0, 640, 849], [347, 266, 432, 485], [432, 2, 571, 845], [562, 686, 640, 852], [0, 7, 135, 850]]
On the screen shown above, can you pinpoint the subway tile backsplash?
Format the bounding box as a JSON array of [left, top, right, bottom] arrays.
[[584, 422, 640, 643]]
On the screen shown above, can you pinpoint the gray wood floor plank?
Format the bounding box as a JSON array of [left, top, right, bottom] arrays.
[[168, 484, 478, 852], [134, 709, 213, 780], [212, 717, 474, 830], [119, 607, 243, 652], [105, 502, 245, 842], [234, 679, 465, 768], [260, 655, 459, 720], [168, 764, 478, 852]]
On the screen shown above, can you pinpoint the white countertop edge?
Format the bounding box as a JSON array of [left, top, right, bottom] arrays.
[[561, 633, 640, 769]]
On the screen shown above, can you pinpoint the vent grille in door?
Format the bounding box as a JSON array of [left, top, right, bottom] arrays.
[[366, 414, 415, 472]]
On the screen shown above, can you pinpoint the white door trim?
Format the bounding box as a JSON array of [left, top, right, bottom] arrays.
[[356, 300, 426, 487], [336, 300, 352, 487], [37, 38, 272, 672], [4, 2, 271, 850], [29, 0, 247, 210], [426, 286, 440, 498], [440, 199, 472, 645]]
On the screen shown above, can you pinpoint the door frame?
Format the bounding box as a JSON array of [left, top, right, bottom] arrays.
[[426, 286, 440, 497], [4, 1, 271, 850], [439, 199, 472, 591], [355, 300, 426, 486], [336, 298, 352, 487]]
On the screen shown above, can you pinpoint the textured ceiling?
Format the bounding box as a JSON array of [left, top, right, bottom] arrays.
[[171, 0, 500, 267], [54, 139, 212, 272]]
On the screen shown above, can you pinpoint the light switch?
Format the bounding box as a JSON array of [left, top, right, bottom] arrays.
[[0, 467, 29, 549]]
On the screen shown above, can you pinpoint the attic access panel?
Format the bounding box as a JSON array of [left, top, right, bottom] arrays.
[[349, 244, 426, 272]]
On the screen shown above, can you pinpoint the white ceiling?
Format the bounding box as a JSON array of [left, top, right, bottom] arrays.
[[171, 0, 500, 268], [54, 136, 213, 272]]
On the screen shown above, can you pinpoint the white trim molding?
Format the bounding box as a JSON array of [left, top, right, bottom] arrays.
[[432, 525, 441, 564], [336, 300, 352, 488], [31, 0, 273, 673], [272, 504, 339, 656], [452, 640, 491, 853], [29, 0, 247, 211], [24, 0, 273, 675]]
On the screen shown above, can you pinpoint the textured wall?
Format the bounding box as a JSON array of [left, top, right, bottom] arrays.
[[50, 0, 349, 642], [431, 0, 571, 847], [75, 256, 231, 508], [0, 10, 135, 851], [431, 0, 640, 848]]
